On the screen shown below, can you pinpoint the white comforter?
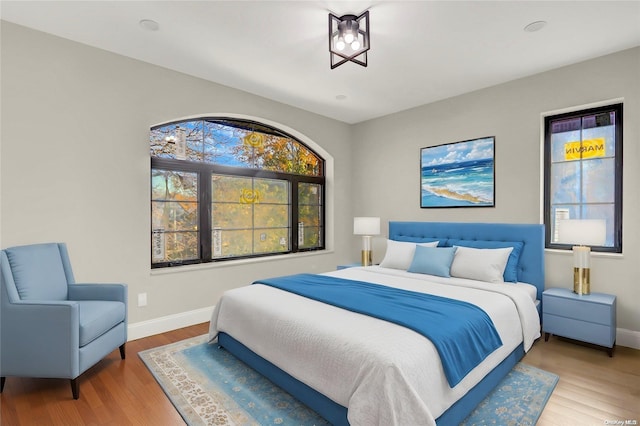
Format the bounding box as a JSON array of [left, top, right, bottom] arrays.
[[208, 266, 541, 426]]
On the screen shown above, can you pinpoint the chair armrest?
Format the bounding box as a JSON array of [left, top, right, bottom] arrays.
[[68, 283, 127, 304], [1, 300, 80, 378]]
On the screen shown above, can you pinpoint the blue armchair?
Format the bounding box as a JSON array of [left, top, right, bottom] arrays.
[[0, 243, 127, 399]]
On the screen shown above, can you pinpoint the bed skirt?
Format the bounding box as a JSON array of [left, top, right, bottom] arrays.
[[217, 332, 525, 425]]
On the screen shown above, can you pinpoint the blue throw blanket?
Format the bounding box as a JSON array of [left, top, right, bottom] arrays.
[[254, 273, 503, 387]]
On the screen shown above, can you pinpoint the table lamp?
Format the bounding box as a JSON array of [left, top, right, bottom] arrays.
[[353, 217, 380, 266], [557, 219, 606, 295]]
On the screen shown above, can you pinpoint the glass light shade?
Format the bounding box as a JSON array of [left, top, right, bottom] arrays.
[[342, 19, 358, 44]]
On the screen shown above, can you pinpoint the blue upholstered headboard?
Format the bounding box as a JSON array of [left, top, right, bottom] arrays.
[[389, 221, 545, 301]]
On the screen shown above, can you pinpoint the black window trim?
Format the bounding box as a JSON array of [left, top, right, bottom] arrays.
[[151, 117, 326, 268], [543, 103, 623, 253]]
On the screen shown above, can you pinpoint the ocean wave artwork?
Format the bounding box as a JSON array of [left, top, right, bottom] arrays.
[[421, 137, 495, 208]]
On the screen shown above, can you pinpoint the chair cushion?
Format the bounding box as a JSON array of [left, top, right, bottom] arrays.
[[77, 301, 126, 347], [5, 243, 69, 300]]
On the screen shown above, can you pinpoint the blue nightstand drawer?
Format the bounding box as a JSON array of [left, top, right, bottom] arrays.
[[542, 287, 616, 355], [543, 295, 611, 325], [543, 313, 615, 347]]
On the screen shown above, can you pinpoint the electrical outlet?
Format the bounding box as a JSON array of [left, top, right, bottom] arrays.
[[138, 293, 148, 307]]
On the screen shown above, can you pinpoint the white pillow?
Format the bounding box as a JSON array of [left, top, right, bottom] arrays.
[[379, 239, 439, 270], [450, 245, 513, 283]]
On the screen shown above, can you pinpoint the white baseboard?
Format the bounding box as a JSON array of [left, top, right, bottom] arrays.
[[617, 327, 640, 350], [127, 306, 214, 341]]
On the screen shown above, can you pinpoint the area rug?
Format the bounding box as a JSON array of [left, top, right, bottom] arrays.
[[139, 335, 558, 425]]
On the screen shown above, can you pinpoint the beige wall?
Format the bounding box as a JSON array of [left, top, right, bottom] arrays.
[[0, 22, 353, 325], [351, 47, 640, 335]]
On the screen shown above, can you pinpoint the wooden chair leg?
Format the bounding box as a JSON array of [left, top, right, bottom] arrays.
[[119, 343, 126, 360], [1, 377, 5, 392], [70, 378, 79, 400]]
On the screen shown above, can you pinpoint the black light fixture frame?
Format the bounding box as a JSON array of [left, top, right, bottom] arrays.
[[328, 11, 370, 69]]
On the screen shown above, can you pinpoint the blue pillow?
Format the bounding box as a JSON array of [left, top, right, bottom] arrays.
[[446, 239, 524, 282], [408, 246, 458, 277]]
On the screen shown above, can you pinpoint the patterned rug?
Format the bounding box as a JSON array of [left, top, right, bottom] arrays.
[[139, 335, 558, 425]]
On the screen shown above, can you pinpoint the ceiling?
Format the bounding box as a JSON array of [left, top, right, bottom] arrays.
[[2, 1, 639, 124]]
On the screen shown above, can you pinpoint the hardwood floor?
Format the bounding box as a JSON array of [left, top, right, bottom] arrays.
[[1, 323, 638, 425], [528, 335, 640, 425], [0, 323, 209, 426]]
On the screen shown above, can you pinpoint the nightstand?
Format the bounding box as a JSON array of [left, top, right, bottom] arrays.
[[542, 288, 616, 356]]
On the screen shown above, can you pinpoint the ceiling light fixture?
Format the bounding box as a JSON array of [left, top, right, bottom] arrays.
[[329, 11, 370, 69]]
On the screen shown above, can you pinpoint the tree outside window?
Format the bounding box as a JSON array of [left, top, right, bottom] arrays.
[[151, 118, 325, 268]]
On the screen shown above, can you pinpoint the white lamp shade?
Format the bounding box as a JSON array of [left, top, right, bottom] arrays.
[[354, 217, 380, 236], [557, 219, 606, 246]]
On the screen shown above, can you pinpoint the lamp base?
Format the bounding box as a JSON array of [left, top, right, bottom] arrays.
[[361, 250, 372, 266], [573, 267, 591, 295]]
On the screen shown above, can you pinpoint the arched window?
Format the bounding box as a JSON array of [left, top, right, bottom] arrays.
[[150, 118, 325, 268]]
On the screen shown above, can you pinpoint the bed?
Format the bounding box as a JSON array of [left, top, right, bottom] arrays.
[[208, 221, 544, 425]]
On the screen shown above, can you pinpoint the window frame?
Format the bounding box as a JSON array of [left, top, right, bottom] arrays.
[[543, 103, 623, 253], [151, 118, 326, 268]]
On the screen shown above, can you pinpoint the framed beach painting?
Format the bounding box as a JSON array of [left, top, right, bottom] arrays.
[[420, 136, 495, 208]]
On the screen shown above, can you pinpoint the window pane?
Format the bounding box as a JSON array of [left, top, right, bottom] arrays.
[[299, 183, 321, 205], [213, 123, 259, 169], [582, 158, 615, 203], [151, 169, 199, 264], [151, 170, 197, 201], [255, 179, 288, 203], [582, 121, 616, 157], [167, 232, 199, 260], [205, 121, 246, 166], [212, 229, 253, 258], [550, 130, 581, 163], [550, 161, 580, 204], [292, 142, 322, 176], [549, 205, 580, 243], [254, 204, 289, 228], [257, 136, 291, 173], [581, 204, 615, 247], [212, 175, 252, 202], [150, 123, 203, 161], [184, 120, 204, 162], [212, 175, 290, 247], [299, 205, 321, 228], [299, 225, 321, 249], [150, 126, 177, 159], [254, 228, 289, 253], [152, 201, 198, 231], [258, 137, 321, 176], [212, 203, 252, 228], [550, 117, 581, 134], [152, 231, 199, 263], [299, 183, 322, 249], [151, 170, 198, 231]]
